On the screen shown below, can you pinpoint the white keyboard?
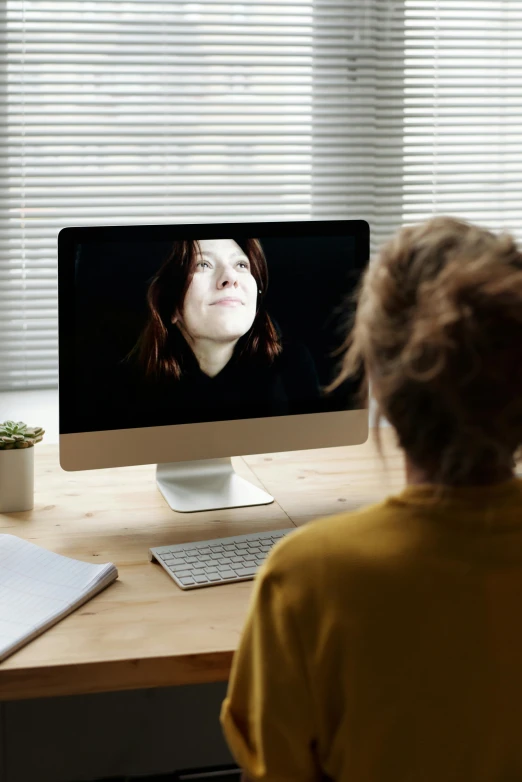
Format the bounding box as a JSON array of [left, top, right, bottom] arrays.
[[149, 528, 294, 590]]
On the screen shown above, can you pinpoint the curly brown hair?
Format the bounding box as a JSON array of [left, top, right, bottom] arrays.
[[335, 216, 522, 485]]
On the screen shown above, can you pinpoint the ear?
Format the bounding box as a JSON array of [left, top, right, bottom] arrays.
[[171, 311, 179, 325]]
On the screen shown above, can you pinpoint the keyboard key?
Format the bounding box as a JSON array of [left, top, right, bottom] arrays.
[[198, 547, 211, 554], [223, 544, 236, 551], [219, 569, 236, 579], [185, 557, 198, 564], [219, 557, 233, 564], [210, 552, 222, 560], [218, 564, 233, 572], [234, 566, 258, 577], [180, 577, 195, 586], [210, 545, 224, 552], [193, 575, 208, 584], [173, 568, 192, 577], [205, 569, 220, 577], [244, 554, 255, 562], [236, 542, 248, 549], [207, 573, 222, 582], [192, 568, 205, 576], [247, 541, 261, 548], [231, 557, 244, 565], [170, 557, 186, 566]]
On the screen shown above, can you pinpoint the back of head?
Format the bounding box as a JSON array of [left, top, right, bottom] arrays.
[[340, 216, 522, 485]]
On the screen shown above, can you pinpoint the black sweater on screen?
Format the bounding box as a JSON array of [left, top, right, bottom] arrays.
[[93, 339, 322, 433]]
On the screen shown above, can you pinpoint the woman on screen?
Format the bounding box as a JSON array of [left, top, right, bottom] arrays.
[[126, 237, 321, 425]]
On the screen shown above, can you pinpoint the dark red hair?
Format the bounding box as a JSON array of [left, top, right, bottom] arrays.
[[135, 238, 282, 380]]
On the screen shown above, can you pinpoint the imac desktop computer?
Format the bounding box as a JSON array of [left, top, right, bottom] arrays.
[[58, 220, 369, 514]]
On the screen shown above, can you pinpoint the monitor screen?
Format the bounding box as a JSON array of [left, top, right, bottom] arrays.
[[59, 220, 368, 436]]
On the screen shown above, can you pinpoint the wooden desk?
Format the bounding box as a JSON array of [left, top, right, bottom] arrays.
[[0, 429, 404, 703]]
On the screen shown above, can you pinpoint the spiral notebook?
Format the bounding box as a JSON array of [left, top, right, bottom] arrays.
[[0, 533, 118, 662]]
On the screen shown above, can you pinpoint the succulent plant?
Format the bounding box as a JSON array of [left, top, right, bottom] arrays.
[[0, 420, 45, 450]]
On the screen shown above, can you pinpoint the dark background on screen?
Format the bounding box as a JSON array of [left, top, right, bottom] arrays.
[[73, 234, 363, 431]]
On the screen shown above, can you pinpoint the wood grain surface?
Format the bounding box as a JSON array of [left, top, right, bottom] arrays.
[[0, 428, 404, 701]]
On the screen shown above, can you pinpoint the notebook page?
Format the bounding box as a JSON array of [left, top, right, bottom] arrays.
[[0, 533, 118, 662]]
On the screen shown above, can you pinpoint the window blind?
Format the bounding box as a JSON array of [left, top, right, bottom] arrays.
[[1, 1, 521, 391], [402, 1, 522, 237], [312, 1, 407, 251], [1, 0, 320, 390]]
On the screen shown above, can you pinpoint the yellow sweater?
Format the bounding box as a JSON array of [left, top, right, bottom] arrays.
[[221, 479, 522, 781]]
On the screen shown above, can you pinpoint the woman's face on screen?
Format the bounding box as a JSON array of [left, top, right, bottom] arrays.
[[176, 238, 258, 344]]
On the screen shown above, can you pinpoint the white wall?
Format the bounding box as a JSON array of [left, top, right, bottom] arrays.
[[0, 390, 59, 444]]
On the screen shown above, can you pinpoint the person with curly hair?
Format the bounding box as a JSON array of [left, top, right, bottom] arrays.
[[221, 216, 522, 781]]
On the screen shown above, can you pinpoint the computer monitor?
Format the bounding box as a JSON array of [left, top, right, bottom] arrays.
[[58, 220, 369, 512]]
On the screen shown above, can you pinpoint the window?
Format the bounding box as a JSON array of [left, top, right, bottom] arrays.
[[1, 1, 521, 390], [402, 1, 522, 234]]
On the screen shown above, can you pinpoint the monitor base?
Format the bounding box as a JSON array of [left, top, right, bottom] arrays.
[[156, 458, 274, 513]]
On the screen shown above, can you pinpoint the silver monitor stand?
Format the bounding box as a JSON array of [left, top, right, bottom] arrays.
[[156, 457, 274, 513]]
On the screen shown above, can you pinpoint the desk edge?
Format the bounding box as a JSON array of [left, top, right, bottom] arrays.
[[0, 650, 234, 701]]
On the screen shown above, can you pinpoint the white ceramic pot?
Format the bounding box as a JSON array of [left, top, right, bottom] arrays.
[[0, 447, 34, 513]]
